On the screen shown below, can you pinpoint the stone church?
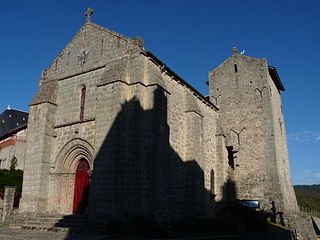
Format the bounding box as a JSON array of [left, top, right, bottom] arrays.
[[18, 8, 308, 235]]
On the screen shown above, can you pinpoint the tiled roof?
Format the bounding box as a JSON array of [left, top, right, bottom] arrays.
[[0, 109, 28, 137]]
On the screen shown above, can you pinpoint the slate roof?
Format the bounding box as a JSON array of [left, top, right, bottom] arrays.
[[268, 66, 285, 91], [0, 109, 28, 138]]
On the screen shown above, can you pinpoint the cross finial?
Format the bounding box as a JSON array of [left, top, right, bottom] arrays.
[[85, 8, 94, 23]]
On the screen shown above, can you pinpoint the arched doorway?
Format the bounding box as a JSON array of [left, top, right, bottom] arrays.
[[49, 138, 93, 215], [73, 158, 90, 214]]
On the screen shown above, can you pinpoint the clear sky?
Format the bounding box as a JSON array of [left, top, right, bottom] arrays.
[[1, 0, 319, 185]]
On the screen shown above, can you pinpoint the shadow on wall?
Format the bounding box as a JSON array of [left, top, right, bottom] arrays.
[[57, 87, 214, 236], [56, 87, 292, 239], [88, 87, 210, 220], [222, 178, 237, 202]]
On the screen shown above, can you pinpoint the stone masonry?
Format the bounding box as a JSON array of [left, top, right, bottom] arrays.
[[208, 49, 298, 212], [1, 186, 15, 222], [17, 8, 314, 240]]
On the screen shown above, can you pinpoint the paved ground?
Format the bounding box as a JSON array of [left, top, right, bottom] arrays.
[[0, 224, 111, 240], [0, 223, 295, 240]]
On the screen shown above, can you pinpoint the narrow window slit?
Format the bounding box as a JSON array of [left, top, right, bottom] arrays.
[[234, 64, 238, 73]]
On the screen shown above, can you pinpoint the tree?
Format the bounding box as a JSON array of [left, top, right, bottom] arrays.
[[10, 155, 18, 171]]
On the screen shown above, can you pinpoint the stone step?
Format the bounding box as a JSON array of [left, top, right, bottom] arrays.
[[38, 216, 64, 220], [27, 219, 61, 224], [48, 227, 71, 233], [21, 224, 71, 233], [21, 223, 56, 231], [16, 215, 108, 233]]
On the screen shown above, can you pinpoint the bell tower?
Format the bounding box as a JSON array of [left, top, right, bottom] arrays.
[[208, 48, 298, 212]]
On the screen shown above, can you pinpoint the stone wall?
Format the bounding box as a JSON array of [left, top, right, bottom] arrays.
[[1, 186, 15, 222], [284, 212, 316, 240], [265, 72, 299, 212]]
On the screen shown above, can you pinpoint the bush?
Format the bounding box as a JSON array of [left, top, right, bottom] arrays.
[[0, 169, 23, 193]]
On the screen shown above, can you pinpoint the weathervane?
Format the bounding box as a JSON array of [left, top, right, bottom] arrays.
[[85, 8, 94, 23]]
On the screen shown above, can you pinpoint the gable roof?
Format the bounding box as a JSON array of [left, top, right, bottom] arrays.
[[0, 109, 28, 138], [142, 51, 218, 110]]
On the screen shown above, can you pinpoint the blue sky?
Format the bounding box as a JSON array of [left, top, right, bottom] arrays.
[[1, 0, 319, 184]]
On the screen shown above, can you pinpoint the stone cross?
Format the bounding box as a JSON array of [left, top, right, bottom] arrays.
[[85, 8, 94, 23], [232, 47, 238, 55], [77, 50, 89, 67]]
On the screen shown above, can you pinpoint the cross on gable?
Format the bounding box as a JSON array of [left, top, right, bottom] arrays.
[[85, 8, 94, 23], [77, 50, 89, 67]]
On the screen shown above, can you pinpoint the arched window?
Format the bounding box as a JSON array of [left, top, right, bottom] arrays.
[[80, 85, 86, 121]]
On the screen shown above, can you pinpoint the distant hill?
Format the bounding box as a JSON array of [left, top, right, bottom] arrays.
[[294, 184, 320, 216]]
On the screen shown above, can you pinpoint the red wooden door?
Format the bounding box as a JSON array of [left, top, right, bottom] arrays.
[[73, 159, 90, 214]]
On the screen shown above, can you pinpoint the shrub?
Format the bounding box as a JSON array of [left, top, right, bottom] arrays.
[[0, 169, 23, 193]]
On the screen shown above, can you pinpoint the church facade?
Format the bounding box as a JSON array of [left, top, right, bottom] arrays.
[[19, 8, 299, 225]]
